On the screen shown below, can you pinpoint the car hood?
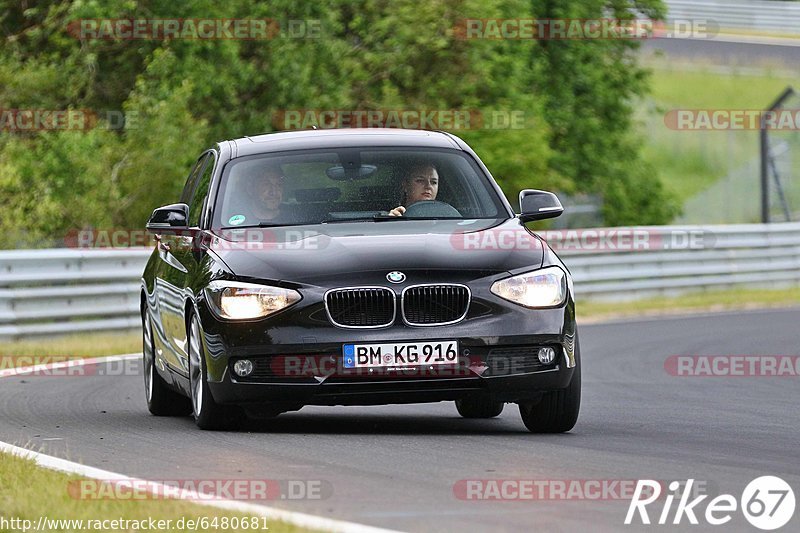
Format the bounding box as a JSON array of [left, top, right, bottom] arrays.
[[208, 218, 544, 285]]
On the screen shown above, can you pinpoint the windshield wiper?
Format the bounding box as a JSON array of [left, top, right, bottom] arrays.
[[322, 215, 446, 223], [373, 215, 460, 221], [321, 217, 378, 224], [221, 222, 307, 229]]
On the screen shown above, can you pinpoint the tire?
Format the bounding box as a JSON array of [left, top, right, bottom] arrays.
[[142, 310, 192, 416], [518, 337, 581, 433], [456, 397, 504, 418], [188, 313, 243, 430]]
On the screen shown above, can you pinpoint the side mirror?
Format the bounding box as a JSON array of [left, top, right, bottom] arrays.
[[146, 203, 190, 233], [518, 189, 564, 223]]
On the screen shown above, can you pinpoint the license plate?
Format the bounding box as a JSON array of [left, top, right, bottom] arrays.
[[343, 340, 459, 369]]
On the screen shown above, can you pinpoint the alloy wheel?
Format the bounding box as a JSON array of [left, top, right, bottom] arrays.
[[189, 316, 204, 418], [142, 312, 155, 403]]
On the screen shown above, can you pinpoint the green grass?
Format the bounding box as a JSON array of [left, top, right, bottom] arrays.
[[1, 332, 141, 371], [1, 332, 140, 358], [0, 452, 311, 533], [648, 65, 796, 109], [579, 286, 800, 322], [638, 60, 797, 209]]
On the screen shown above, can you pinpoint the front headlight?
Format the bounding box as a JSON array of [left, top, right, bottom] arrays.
[[490, 266, 568, 308], [204, 281, 301, 320]]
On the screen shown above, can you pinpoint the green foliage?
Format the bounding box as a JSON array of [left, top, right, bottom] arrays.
[[0, 129, 118, 248], [528, 0, 678, 224], [115, 50, 210, 224], [0, 0, 674, 248]]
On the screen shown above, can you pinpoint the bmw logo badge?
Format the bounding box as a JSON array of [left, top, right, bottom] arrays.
[[386, 271, 406, 283]]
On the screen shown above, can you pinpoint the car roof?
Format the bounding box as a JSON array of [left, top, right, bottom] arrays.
[[226, 128, 463, 158]]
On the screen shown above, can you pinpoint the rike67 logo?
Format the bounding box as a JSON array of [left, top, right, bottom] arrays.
[[626, 477, 796, 530]]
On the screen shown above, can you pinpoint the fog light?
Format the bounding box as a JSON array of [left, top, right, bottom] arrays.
[[233, 359, 254, 377], [538, 347, 556, 364]]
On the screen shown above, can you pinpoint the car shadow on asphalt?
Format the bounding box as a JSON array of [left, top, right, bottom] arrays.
[[142, 409, 583, 436], [240, 415, 522, 435], [207, 405, 583, 435]]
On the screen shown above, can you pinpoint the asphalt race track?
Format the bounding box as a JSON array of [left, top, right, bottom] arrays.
[[1, 308, 799, 532], [642, 37, 800, 69]]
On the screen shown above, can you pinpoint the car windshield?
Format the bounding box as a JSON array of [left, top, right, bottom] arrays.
[[213, 148, 507, 228]]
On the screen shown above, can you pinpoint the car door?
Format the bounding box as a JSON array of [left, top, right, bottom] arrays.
[[153, 152, 209, 374], [158, 149, 218, 374]]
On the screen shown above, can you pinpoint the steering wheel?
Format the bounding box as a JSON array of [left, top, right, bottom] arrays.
[[403, 200, 461, 218]]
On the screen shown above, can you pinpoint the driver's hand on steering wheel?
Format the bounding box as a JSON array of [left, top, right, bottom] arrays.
[[388, 205, 406, 217]]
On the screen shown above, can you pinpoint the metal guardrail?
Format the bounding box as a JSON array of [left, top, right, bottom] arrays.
[[0, 249, 148, 340], [664, 0, 800, 34], [561, 222, 800, 299], [1, 222, 799, 340]]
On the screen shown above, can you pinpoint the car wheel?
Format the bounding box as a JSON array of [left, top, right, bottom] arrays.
[[142, 310, 191, 416], [455, 397, 504, 418], [188, 313, 242, 430], [518, 337, 581, 433]]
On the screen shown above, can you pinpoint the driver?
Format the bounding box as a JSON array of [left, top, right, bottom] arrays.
[[388, 163, 439, 217]]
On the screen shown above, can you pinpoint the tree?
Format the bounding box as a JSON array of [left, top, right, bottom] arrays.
[[0, 0, 677, 248], [529, 0, 678, 224]]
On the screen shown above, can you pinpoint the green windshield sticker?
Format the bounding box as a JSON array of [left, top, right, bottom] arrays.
[[228, 214, 246, 226]]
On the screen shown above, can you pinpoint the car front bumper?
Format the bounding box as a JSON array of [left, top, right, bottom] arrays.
[[209, 360, 575, 408], [198, 296, 578, 408]]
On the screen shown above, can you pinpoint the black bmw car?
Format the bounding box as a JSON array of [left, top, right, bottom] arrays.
[[141, 128, 580, 432]]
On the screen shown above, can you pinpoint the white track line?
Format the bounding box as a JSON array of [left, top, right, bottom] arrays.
[[0, 354, 401, 533]]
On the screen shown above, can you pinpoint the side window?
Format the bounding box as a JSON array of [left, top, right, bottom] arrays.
[[180, 153, 208, 204], [189, 153, 216, 227]]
